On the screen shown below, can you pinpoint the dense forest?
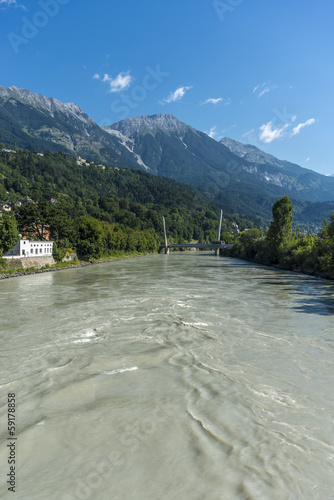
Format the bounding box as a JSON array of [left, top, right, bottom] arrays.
[[223, 196, 334, 279], [0, 147, 254, 262]]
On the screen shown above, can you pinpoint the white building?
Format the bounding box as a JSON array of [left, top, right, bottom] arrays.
[[3, 239, 53, 258]]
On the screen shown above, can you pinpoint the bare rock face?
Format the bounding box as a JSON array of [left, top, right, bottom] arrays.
[[0, 86, 91, 123], [1, 85, 334, 206], [0, 85, 129, 167]]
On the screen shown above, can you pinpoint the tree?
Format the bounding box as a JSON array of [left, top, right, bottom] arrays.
[[232, 229, 263, 260], [221, 231, 235, 244], [0, 215, 20, 253], [321, 213, 334, 242], [49, 207, 75, 246], [16, 201, 52, 240], [266, 196, 293, 249], [75, 216, 104, 260]]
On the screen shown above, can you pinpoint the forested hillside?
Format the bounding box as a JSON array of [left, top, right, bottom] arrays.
[[0, 147, 253, 260]]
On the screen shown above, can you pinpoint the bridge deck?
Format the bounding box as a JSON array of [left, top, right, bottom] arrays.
[[161, 213, 233, 254], [159, 243, 233, 250]]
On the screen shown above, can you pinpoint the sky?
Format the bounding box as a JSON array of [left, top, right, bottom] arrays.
[[1, 0, 334, 174]]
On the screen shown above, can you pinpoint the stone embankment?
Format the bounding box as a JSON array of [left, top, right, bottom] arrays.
[[0, 254, 148, 280], [4, 256, 56, 269]]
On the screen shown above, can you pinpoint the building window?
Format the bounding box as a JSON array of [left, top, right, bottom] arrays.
[[35, 249, 38, 255], [40, 248, 43, 254]]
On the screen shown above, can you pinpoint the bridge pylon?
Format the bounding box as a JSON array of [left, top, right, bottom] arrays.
[[162, 217, 169, 254], [215, 210, 223, 256]]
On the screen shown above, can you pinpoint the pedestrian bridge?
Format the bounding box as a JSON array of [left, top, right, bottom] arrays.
[[159, 242, 233, 254], [160, 210, 233, 255]]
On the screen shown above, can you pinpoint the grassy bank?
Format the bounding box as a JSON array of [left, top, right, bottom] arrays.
[[218, 196, 334, 281], [220, 248, 334, 281], [220, 230, 334, 281], [0, 250, 155, 280]]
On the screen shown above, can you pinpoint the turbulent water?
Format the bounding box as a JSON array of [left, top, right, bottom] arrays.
[[1, 254, 334, 500]]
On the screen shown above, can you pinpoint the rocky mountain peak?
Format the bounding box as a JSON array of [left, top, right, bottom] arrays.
[[103, 113, 192, 138], [0, 85, 91, 124]]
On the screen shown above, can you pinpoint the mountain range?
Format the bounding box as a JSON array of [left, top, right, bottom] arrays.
[[1, 85, 334, 225]]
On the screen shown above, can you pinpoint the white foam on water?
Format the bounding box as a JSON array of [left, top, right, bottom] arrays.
[[72, 329, 99, 344], [102, 366, 138, 375]]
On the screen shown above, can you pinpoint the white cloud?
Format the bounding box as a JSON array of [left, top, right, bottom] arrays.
[[202, 97, 231, 106], [257, 115, 315, 144], [205, 126, 226, 141], [0, 0, 26, 8], [206, 126, 217, 138], [258, 88, 270, 98], [253, 82, 277, 98], [291, 118, 315, 136], [93, 73, 100, 80], [162, 86, 192, 104], [305, 157, 311, 162], [259, 121, 289, 144], [101, 71, 133, 93], [203, 97, 223, 105]]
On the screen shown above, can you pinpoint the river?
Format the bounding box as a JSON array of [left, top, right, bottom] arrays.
[[1, 253, 334, 499]]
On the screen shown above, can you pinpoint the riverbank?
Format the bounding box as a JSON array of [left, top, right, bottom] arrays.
[[220, 250, 334, 281], [0, 251, 155, 280]]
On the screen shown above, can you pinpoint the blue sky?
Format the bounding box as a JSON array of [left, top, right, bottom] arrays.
[[1, 0, 334, 174]]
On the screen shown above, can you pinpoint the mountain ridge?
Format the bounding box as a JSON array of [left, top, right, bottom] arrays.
[[1, 85, 334, 224]]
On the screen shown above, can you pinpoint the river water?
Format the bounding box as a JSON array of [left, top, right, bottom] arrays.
[[1, 254, 334, 500]]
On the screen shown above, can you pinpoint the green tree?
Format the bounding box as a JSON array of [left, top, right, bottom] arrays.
[[49, 207, 75, 247], [266, 196, 293, 252], [221, 231, 235, 244], [0, 215, 20, 253], [321, 213, 334, 242], [76, 216, 104, 260], [17, 201, 52, 240], [232, 229, 263, 260]]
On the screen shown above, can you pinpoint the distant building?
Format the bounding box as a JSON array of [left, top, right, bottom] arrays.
[[77, 156, 88, 165], [3, 239, 54, 258], [18, 196, 35, 205], [0, 203, 11, 212], [232, 222, 240, 233], [1, 149, 16, 154]]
